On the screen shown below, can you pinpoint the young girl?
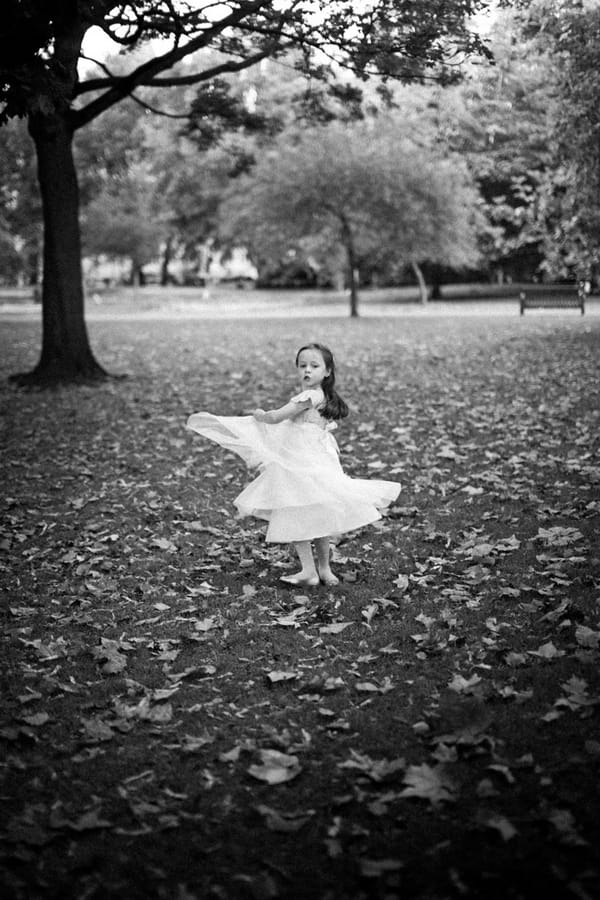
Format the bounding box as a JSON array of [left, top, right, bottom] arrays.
[[186, 343, 400, 586]]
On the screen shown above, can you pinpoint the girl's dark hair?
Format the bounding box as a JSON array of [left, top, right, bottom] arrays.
[[295, 343, 349, 421]]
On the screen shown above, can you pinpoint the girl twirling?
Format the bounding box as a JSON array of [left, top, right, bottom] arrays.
[[186, 343, 400, 586]]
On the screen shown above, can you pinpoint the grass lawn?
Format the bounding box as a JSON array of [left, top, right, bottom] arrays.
[[1, 311, 600, 900]]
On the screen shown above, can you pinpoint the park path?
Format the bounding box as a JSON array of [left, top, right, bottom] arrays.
[[1, 295, 599, 320]]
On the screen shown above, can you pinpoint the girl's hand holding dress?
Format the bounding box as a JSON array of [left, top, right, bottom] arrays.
[[252, 409, 267, 422]]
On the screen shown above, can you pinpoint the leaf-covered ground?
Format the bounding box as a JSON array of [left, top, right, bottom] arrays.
[[1, 312, 600, 900]]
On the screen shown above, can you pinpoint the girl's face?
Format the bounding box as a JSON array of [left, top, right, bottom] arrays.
[[296, 347, 330, 388]]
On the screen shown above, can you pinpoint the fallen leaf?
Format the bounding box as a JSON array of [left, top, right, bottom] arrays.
[[393, 574, 409, 593], [266, 670, 298, 683], [50, 806, 112, 831], [448, 673, 482, 694], [20, 712, 50, 727], [319, 621, 353, 635], [152, 537, 177, 552], [338, 751, 405, 782], [528, 641, 565, 660], [256, 804, 314, 832], [359, 858, 403, 877], [400, 764, 456, 805], [575, 625, 600, 649], [248, 749, 302, 785], [482, 814, 518, 841]]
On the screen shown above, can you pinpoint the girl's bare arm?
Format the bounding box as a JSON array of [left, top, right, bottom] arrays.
[[253, 399, 310, 424]]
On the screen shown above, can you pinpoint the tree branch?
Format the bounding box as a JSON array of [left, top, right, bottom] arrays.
[[73, 0, 273, 128], [128, 92, 196, 119], [75, 48, 277, 97]]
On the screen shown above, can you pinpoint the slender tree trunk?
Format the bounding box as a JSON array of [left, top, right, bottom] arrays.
[[411, 260, 429, 304], [340, 214, 359, 317], [12, 112, 106, 384], [131, 262, 143, 286], [160, 236, 174, 286], [27, 247, 40, 287]]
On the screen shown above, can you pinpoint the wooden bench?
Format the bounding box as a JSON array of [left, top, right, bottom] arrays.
[[519, 283, 587, 315]]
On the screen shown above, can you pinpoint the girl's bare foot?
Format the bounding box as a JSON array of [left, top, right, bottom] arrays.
[[280, 572, 320, 587], [318, 570, 339, 586]]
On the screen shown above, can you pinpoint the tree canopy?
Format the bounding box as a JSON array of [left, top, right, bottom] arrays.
[[0, 119, 41, 285], [528, 0, 600, 279], [221, 119, 484, 314], [0, 0, 496, 384], [1, 1, 491, 129]]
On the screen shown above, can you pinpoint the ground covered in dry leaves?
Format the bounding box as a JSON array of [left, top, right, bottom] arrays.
[[1, 312, 600, 900]]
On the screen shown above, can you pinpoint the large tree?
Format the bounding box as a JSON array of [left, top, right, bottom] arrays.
[[527, 0, 600, 281], [221, 120, 484, 315], [1, 0, 491, 383], [451, 11, 554, 282]]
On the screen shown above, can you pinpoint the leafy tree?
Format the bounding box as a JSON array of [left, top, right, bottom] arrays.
[[456, 0, 600, 284], [82, 162, 166, 284], [0, 119, 42, 285], [0, 0, 492, 384], [433, 10, 554, 282], [145, 74, 266, 283], [526, 0, 600, 281], [73, 94, 148, 206], [221, 120, 484, 315]]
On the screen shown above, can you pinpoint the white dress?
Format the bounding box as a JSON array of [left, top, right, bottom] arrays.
[[186, 387, 400, 543]]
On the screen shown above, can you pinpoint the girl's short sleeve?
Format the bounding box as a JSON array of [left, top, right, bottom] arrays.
[[290, 388, 324, 407]]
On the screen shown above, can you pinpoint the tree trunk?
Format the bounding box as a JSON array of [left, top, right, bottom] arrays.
[[131, 262, 144, 286], [411, 260, 429, 304], [12, 113, 106, 385], [340, 215, 359, 317], [430, 280, 442, 300], [27, 247, 40, 287], [349, 267, 359, 317], [160, 236, 174, 286]]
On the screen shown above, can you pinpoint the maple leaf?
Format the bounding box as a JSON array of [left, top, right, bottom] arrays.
[[554, 676, 596, 713], [362, 603, 379, 626], [400, 764, 456, 805]]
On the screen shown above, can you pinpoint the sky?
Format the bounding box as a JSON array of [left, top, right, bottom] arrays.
[[80, 3, 499, 71]]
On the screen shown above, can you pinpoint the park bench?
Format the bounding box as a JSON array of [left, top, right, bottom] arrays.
[[519, 282, 587, 315]]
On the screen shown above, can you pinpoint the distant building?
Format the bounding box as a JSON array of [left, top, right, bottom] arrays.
[[82, 246, 257, 288]]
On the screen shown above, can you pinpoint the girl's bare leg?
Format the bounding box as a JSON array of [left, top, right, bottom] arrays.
[[315, 536, 339, 585], [280, 541, 319, 586]]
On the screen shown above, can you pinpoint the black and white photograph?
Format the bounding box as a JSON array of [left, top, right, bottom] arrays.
[[1, 2, 599, 898]]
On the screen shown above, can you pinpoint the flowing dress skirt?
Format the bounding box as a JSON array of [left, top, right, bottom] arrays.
[[186, 413, 400, 543]]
